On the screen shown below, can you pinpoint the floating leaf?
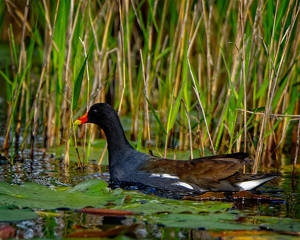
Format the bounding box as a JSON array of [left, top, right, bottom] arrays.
[[0, 208, 37, 222], [156, 213, 256, 230], [0, 181, 124, 210]]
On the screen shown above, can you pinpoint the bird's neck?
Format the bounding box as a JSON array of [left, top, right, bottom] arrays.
[[101, 119, 134, 180], [101, 118, 133, 157]]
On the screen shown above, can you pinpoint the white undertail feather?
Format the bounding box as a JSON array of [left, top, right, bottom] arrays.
[[236, 176, 275, 191]]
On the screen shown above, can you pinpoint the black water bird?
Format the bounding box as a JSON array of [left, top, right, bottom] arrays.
[[75, 103, 277, 194]]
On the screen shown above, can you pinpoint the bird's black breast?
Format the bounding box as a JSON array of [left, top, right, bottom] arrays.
[[109, 149, 150, 182]]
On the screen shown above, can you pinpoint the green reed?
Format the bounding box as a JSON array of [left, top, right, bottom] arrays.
[[0, 0, 299, 171]]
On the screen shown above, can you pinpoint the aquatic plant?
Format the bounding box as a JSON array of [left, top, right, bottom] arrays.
[[0, 0, 299, 172]]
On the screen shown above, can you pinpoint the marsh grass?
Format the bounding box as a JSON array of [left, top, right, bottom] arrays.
[[0, 0, 299, 172]]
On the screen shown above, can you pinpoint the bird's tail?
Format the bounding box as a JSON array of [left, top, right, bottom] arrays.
[[235, 174, 278, 191]]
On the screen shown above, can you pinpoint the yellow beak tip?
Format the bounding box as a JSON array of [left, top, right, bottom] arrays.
[[74, 120, 82, 126]]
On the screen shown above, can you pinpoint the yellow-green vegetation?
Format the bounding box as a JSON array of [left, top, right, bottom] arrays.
[[0, 0, 299, 172]]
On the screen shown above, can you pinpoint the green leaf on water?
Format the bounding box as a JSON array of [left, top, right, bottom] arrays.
[[0, 180, 124, 210], [251, 216, 300, 232], [156, 213, 256, 230], [68, 179, 110, 194], [0, 180, 299, 234], [118, 200, 232, 215], [118, 190, 234, 215], [0, 207, 37, 222]]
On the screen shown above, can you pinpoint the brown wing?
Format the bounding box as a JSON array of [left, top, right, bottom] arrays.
[[139, 153, 251, 187]]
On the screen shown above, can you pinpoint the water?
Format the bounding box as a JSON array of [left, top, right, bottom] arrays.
[[0, 149, 300, 239], [0, 150, 108, 187]]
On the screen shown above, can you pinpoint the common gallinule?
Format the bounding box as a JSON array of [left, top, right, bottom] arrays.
[[75, 103, 277, 194]]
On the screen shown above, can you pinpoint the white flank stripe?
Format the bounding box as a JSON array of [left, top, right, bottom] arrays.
[[150, 173, 160, 177], [161, 174, 179, 179], [236, 176, 275, 191], [172, 182, 194, 190], [150, 173, 179, 179]]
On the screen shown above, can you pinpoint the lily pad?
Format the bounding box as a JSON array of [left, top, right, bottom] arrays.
[[0, 208, 37, 222], [253, 216, 300, 232], [1, 179, 299, 235], [118, 198, 233, 215], [68, 179, 110, 194], [0, 180, 124, 210], [156, 213, 256, 230]]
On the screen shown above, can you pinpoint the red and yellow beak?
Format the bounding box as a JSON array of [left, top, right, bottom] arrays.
[[74, 112, 88, 125]]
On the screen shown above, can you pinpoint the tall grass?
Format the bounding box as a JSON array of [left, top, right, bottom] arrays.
[[0, 0, 299, 172]]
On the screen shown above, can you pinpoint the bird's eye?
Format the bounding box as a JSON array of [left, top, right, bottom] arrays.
[[91, 108, 98, 113]]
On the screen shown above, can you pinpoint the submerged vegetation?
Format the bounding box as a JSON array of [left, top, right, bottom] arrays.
[[0, 0, 299, 172]]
